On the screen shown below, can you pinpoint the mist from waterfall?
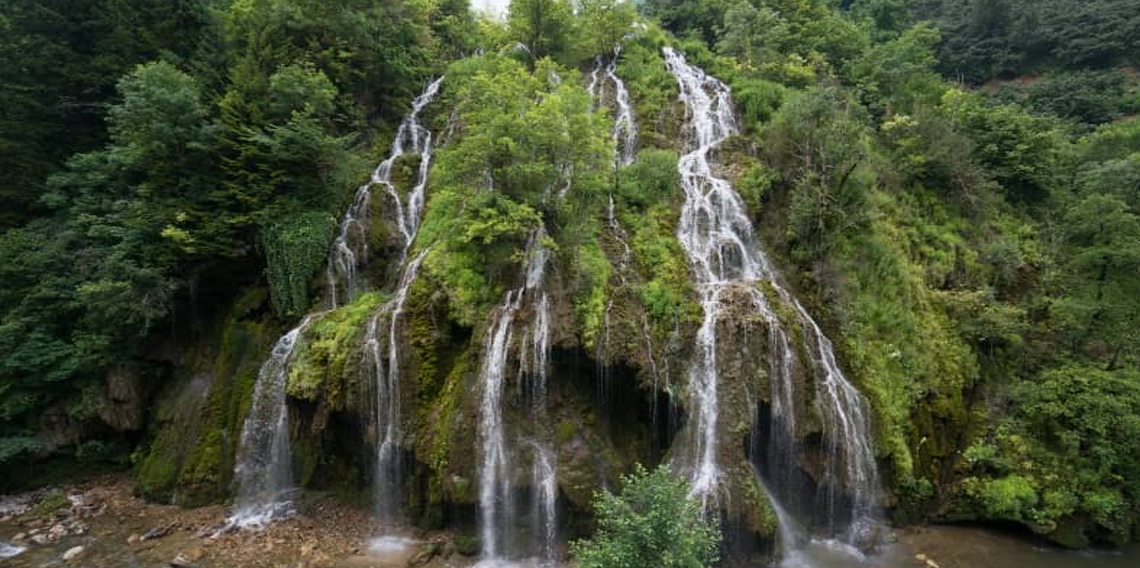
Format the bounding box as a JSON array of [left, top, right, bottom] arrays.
[[663, 46, 881, 550]]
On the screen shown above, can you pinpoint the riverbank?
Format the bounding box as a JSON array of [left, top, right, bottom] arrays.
[[0, 475, 471, 568], [3, 475, 1139, 568]]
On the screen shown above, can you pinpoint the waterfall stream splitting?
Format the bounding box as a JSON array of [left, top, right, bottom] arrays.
[[663, 46, 882, 550], [227, 78, 444, 531]]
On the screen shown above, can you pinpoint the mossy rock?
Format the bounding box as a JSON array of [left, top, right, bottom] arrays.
[[287, 292, 383, 409], [453, 533, 480, 556], [1047, 517, 1091, 549], [134, 287, 277, 505], [21, 489, 70, 521]]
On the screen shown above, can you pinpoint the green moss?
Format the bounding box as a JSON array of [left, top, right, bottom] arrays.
[[135, 438, 179, 500], [413, 338, 478, 507], [555, 420, 577, 445], [574, 240, 613, 349], [454, 533, 480, 556], [287, 292, 383, 407], [134, 286, 277, 505], [739, 464, 778, 539], [24, 489, 69, 520]]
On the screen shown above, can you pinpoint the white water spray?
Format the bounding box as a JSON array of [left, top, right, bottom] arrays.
[[327, 77, 444, 307], [663, 46, 880, 544], [478, 229, 555, 562], [228, 317, 315, 528]]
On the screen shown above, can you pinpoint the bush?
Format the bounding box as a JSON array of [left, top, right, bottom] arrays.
[[571, 464, 720, 568], [453, 533, 480, 556]]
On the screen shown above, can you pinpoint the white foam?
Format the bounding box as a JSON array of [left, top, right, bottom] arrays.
[[224, 501, 295, 531], [368, 535, 418, 555], [472, 558, 548, 568], [0, 541, 26, 560]]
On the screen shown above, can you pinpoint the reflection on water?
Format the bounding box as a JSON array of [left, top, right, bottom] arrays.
[[885, 526, 1140, 568], [750, 526, 1140, 568], [759, 525, 1136, 568]]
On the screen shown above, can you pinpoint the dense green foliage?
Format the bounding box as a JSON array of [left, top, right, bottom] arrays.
[[910, 0, 1140, 83], [571, 465, 721, 568], [642, 0, 1140, 545], [2, 0, 1139, 551], [0, 0, 472, 469]]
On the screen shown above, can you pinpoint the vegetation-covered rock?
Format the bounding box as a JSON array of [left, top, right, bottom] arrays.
[[3, 0, 1140, 555]]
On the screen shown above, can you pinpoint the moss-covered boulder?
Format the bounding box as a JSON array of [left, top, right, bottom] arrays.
[[135, 287, 277, 505]]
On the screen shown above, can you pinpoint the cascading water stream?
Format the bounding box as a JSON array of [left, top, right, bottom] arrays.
[[355, 78, 445, 532], [532, 442, 558, 565], [588, 48, 637, 167], [228, 317, 315, 528], [477, 229, 556, 564], [588, 49, 667, 423], [662, 46, 881, 548], [367, 250, 429, 523], [228, 79, 444, 532], [327, 77, 444, 307]]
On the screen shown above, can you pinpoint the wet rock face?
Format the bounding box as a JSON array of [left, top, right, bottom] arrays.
[[134, 288, 278, 506], [35, 405, 86, 456], [99, 364, 147, 431]]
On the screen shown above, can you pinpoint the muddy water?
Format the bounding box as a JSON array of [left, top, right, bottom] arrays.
[[786, 526, 1140, 568], [890, 526, 1140, 568]]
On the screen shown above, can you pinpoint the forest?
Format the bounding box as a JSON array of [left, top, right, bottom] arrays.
[[1, 0, 1139, 566]]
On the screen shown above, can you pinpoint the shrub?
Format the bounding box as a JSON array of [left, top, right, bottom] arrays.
[[571, 464, 720, 568]]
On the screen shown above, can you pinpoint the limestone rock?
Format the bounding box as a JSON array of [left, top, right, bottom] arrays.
[[62, 545, 84, 561]]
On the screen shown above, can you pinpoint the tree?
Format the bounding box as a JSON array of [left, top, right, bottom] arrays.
[[508, 0, 573, 63], [0, 0, 209, 229], [1053, 194, 1140, 369], [715, 2, 790, 68], [571, 465, 721, 568], [763, 87, 871, 258], [846, 23, 943, 115], [577, 0, 637, 57]]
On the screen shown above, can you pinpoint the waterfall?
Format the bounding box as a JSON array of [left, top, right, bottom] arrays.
[[532, 442, 558, 565], [356, 78, 445, 528], [589, 49, 665, 420], [327, 77, 444, 307], [477, 229, 556, 563], [367, 250, 429, 523], [228, 318, 313, 528], [228, 79, 444, 532], [587, 48, 638, 167], [662, 46, 881, 545]]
